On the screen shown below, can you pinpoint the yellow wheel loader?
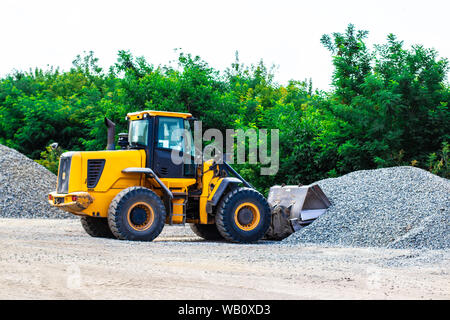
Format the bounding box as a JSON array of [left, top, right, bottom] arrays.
[[48, 110, 330, 243]]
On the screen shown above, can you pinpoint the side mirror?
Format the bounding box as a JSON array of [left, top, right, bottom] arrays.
[[118, 133, 129, 149], [50, 142, 59, 150]]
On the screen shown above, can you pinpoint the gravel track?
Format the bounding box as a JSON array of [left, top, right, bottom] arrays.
[[283, 166, 450, 249], [0, 218, 448, 300]]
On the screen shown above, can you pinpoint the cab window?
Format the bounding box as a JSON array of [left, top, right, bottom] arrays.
[[157, 117, 184, 150]]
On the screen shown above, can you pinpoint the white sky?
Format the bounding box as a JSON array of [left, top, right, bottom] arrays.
[[0, 0, 449, 90]]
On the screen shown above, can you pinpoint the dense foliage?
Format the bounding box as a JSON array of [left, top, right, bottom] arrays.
[[0, 24, 448, 194]]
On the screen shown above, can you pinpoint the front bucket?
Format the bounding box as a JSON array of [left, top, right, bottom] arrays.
[[264, 184, 331, 240]]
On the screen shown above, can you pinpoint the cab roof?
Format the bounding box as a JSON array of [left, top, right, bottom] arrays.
[[126, 110, 193, 121]]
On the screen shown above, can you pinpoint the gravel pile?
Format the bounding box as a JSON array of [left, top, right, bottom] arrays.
[[0, 144, 71, 219], [283, 166, 450, 249]]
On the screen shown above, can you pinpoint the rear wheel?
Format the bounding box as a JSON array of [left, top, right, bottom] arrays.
[[215, 187, 271, 243], [190, 223, 224, 240], [107, 187, 166, 241], [80, 216, 115, 238]]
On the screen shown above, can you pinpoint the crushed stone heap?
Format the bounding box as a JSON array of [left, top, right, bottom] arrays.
[[0, 144, 72, 219], [283, 166, 450, 249]]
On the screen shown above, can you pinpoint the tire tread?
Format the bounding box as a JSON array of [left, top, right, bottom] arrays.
[[80, 216, 115, 238], [107, 186, 166, 241], [215, 187, 271, 243]]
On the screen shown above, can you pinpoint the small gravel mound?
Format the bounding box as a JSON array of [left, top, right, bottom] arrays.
[[0, 144, 72, 219], [283, 166, 450, 249]]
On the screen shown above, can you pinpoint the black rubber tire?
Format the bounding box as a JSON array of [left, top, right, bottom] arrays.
[[107, 186, 166, 241], [190, 223, 224, 241], [80, 216, 115, 238], [215, 187, 271, 243]]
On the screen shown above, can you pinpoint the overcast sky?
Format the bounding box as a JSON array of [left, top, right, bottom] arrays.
[[1, 0, 449, 90]]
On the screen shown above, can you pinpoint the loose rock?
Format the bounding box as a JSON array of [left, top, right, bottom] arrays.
[[0, 144, 72, 219], [283, 166, 450, 249]]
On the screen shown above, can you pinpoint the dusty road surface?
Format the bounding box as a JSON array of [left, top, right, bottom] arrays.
[[0, 218, 448, 299]]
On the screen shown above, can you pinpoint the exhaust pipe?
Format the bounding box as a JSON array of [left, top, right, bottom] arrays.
[[104, 117, 116, 150]]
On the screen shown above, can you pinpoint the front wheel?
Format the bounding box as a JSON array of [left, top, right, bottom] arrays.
[[215, 187, 271, 243]]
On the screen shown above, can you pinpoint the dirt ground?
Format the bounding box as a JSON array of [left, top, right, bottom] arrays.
[[0, 218, 448, 300]]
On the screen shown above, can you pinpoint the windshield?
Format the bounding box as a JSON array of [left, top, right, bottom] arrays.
[[129, 120, 148, 146]]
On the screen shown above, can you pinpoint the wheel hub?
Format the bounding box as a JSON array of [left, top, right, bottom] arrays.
[[129, 205, 151, 227], [237, 207, 254, 226]]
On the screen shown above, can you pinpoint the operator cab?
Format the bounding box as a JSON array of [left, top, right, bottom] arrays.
[[124, 110, 196, 179]]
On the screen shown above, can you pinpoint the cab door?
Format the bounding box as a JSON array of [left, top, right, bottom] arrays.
[[152, 116, 196, 178]]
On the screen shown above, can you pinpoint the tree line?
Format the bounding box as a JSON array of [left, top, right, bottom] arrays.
[[0, 24, 448, 194]]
